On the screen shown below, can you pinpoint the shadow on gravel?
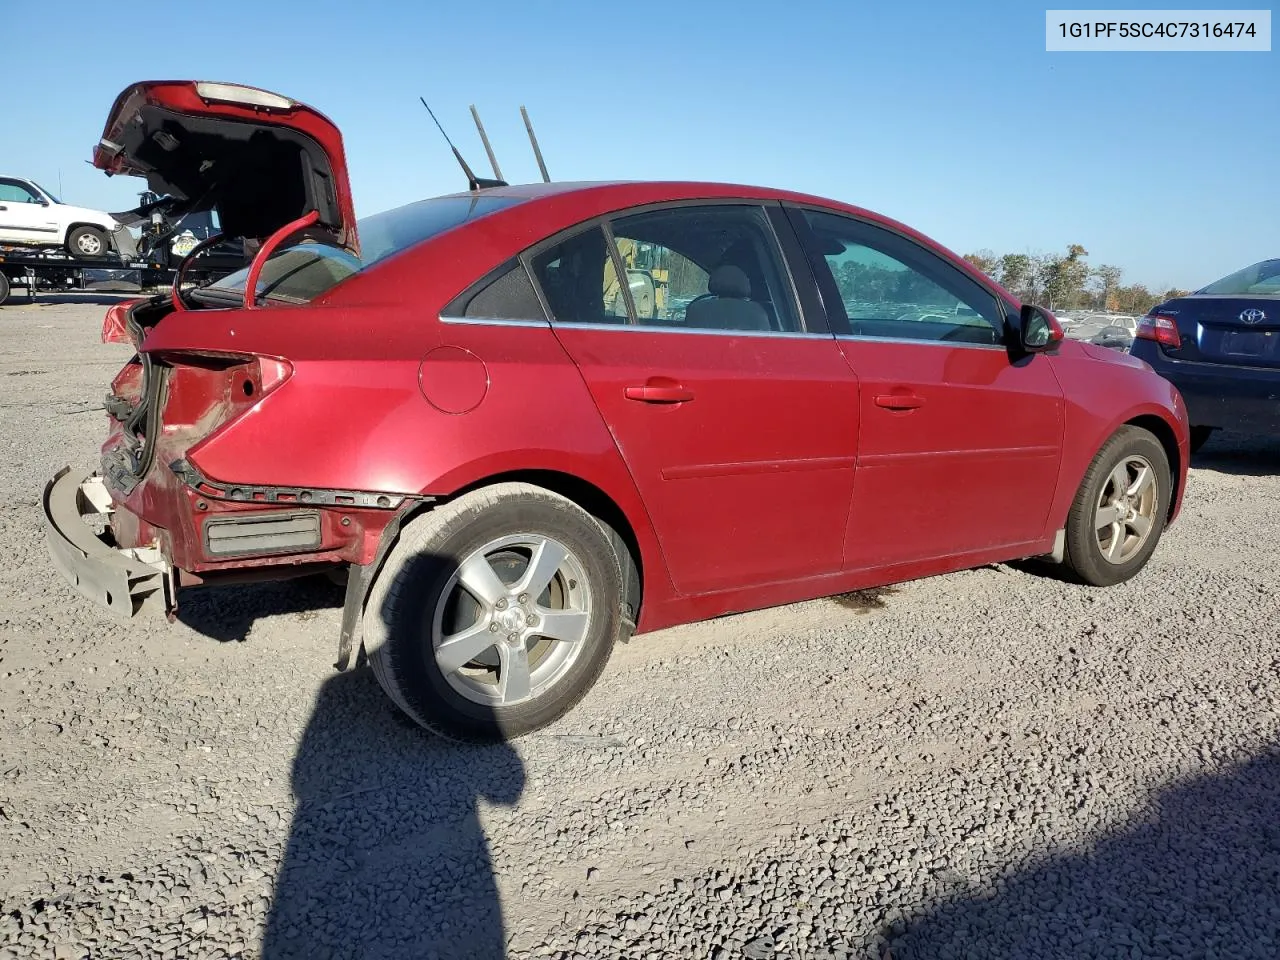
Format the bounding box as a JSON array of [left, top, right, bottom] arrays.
[[177, 576, 345, 642], [1193, 432, 1280, 477], [261, 668, 524, 960], [897, 746, 1280, 958]]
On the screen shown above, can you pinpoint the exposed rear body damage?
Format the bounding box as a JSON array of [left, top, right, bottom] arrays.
[[44, 79, 1190, 740]]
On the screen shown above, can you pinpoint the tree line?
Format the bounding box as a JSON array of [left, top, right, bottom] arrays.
[[961, 246, 1189, 315]]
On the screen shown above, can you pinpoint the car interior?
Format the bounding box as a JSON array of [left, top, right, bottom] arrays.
[[532, 208, 799, 333], [807, 220, 1005, 347]]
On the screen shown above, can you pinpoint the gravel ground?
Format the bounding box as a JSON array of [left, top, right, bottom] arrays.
[[1, 295, 1278, 960]]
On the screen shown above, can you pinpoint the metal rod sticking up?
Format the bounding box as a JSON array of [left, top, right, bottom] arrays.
[[520, 105, 551, 183], [469, 105, 504, 182]]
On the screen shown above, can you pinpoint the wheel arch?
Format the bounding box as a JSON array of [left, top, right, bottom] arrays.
[[1048, 398, 1189, 538], [1123, 413, 1182, 521], [65, 221, 111, 249], [445, 468, 646, 634]]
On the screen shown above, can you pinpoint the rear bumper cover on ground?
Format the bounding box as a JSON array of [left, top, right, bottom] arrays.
[[42, 466, 173, 619]]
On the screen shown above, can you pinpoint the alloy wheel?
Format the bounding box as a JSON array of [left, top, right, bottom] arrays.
[[1094, 455, 1159, 564], [429, 534, 592, 706]]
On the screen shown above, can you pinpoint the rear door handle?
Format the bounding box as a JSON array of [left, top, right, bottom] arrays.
[[874, 393, 926, 410], [625, 378, 694, 404]]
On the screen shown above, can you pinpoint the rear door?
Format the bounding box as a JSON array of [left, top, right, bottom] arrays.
[[528, 202, 860, 596], [788, 206, 1065, 570]]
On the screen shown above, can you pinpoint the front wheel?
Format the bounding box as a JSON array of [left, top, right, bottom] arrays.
[[1062, 426, 1171, 587], [363, 483, 623, 742]]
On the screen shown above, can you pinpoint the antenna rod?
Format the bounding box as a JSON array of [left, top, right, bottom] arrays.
[[469, 105, 504, 181], [420, 97, 480, 186], [520, 105, 551, 183]]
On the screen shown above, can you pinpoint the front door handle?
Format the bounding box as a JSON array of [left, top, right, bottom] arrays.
[[625, 378, 694, 404], [874, 393, 926, 410]]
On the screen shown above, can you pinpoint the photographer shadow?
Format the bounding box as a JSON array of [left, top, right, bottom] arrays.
[[260, 666, 525, 960]]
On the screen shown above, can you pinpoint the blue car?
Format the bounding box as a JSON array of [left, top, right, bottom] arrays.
[[1131, 258, 1280, 452]]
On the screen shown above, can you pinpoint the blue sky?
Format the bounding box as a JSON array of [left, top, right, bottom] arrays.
[[7, 0, 1276, 290]]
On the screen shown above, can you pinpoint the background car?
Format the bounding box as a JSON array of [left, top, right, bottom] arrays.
[[1131, 258, 1280, 451], [44, 80, 1190, 743], [0, 175, 121, 256]]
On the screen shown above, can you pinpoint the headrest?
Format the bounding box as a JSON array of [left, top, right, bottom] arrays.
[[707, 264, 751, 299]]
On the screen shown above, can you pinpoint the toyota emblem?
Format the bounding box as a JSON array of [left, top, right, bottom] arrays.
[[1240, 308, 1267, 325]]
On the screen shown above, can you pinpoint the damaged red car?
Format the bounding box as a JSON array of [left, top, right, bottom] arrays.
[[44, 80, 1190, 741]]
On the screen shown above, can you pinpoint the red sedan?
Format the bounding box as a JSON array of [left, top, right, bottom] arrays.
[[44, 81, 1190, 741]]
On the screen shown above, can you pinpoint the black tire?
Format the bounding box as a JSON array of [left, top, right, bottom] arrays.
[[1063, 425, 1171, 587], [0, 271, 9, 306], [363, 482, 623, 742], [1189, 425, 1214, 455], [67, 225, 108, 258]]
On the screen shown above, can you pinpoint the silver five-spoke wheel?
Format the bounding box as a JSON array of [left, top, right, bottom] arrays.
[[1094, 454, 1158, 564], [433, 534, 592, 707], [365, 482, 626, 740]]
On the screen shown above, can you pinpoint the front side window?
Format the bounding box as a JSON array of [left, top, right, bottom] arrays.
[[1198, 259, 1280, 296], [0, 180, 40, 204], [529, 205, 802, 333], [802, 209, 1005, 346]]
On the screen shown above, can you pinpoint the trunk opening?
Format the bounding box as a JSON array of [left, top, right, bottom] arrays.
[[111, 104, 343, 243]]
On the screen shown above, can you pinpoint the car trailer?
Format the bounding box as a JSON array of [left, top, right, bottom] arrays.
[[0, 245, 171, 306]]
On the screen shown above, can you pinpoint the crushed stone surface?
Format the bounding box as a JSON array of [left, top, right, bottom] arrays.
[[1, 296, 1277, 959]]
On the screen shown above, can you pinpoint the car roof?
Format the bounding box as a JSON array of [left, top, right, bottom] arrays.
[[437, 179, 866, 211], [409, 179, 1011, 306]]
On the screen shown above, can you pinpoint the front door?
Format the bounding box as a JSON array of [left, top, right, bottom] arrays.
[[528, 203, 860, 596], [790, 207, 1065, 570], [0, 179, 58, 246]]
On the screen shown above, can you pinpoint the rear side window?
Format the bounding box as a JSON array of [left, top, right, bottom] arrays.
[[528, 205, 802, 333], [443, 261, 547, 320], [529, 227, 618, 324]]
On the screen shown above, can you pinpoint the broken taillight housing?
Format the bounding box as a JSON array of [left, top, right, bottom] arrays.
[[1135, 314, 1182, 349], [153, 352, 293, 433]]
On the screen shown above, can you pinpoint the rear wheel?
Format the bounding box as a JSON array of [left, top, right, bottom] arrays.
[[363, 483, 623, 742], [1189, 425, 1214, 454], [67, 226, 108, 257], [1063, 426, 1170, 587]]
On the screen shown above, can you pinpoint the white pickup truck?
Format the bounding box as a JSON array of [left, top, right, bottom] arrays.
[[0, 175, 121, 256]]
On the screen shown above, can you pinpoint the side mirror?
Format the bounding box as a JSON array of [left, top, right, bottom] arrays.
[[1019, 303, 1064, 352]]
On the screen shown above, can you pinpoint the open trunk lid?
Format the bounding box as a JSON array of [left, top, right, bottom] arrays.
[[93, 80, 357, 253]]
